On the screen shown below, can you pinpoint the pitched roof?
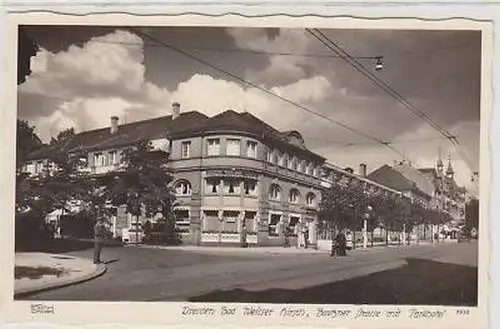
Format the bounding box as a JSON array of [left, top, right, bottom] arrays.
[[367, 165, 418, 192], [171, 110, 325, 161], [393, 162, 435, 197], [65, 111, 208, 152], [25, 109, 325, 162]]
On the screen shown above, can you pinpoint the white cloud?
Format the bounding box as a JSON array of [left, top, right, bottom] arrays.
[[18, 29, 172, 139], [227, 28, 315, 83]]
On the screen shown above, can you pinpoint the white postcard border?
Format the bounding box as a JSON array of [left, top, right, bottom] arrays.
[[0, 12, 493, 329]]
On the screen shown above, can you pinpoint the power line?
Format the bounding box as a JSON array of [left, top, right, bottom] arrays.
[[84, 39, 381, 60], [304, 135, 456, 145], [306, 28, 480, 172], [306, 28, 458, 146], [129, 27, 405, 158], [81, 38, 475, 60]]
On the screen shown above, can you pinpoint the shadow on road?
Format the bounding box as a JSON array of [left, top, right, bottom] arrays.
[[189, 258, 478, 306]]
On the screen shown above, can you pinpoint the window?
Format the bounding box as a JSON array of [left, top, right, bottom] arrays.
[[174, 209, 190, 232], [35, 161, 44, 173], [306, 193, 316, 207], [244, 180, 257, 196], [181, 141, 191, 158], [175, 181, 192, 196], [289, 216, 300, 232], [207, 138, 221, 156], [203, 210, 219, 232], [223, 178, 241, 194], [306, 162, 313, 175], [219, 211, 238, 233], [289, 189, 300, 203], [246, 141, 257, 158], [226, 139, 241, 156], [206, 178, 220, 194], [299, 160, 306, 173], [94, 153, 105, 167], [291, 157, 298, 171], [269, 184, 281, 200], [269, 149, 278, 164], [109, 151, 118, 165], [313, 166, 319, 177], [278, 152, 286, 167], [269, 214, 281, 236]]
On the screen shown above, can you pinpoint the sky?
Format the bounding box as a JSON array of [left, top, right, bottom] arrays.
[[17, 25, 481, 192]]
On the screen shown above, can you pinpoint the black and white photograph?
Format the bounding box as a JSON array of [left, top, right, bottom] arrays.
[[9, 17, 487, 318]]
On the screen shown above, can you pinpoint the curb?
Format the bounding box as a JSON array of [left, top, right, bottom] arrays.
[[14, 263, 107, 298]]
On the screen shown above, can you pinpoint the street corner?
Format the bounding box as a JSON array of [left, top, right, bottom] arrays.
[[14, 252, 107, 298]]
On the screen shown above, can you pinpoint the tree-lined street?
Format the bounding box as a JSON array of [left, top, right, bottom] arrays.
[[20, 240, 477, 305]]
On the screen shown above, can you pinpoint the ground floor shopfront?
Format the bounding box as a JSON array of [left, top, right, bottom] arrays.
[[112, 201, 320, 247]]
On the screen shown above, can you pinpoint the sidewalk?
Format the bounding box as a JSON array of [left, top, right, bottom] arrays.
[[14, 252, 106, 297]]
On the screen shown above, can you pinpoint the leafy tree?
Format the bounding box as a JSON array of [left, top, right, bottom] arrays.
[[18, 26, 39, 85], [16, 120, 43, 170], [105, 140, 178, 245], [465, 198, 479, 231], [50, 128, 76, 146]]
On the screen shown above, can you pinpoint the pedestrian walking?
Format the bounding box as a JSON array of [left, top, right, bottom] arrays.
[[282, 222, 290, 248], [303, 225, 309, 249], [93, 216, 107, 264], [240, 218, 248, 248], [294, 221, 303, 248]]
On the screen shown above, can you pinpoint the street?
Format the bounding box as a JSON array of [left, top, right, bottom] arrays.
[[19, 241, 478, 305]]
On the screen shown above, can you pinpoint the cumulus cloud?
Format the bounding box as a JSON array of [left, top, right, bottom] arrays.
[[226, 28, 316, 85], [18, 29, 172, 140]]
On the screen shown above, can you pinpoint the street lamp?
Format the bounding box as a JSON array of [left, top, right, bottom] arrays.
[[375, 56, 384, 71]]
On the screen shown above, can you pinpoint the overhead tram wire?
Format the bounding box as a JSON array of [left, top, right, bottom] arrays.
[[129, 27, 405, 158], [306, 28, 480, 170], [305, 28, 459, 147], [85, 39, 475, 61]]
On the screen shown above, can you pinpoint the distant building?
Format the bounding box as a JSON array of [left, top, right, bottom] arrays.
[[368, 156, 470, 227]]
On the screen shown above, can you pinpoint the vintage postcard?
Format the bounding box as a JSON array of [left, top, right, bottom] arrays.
[[0, 10, 492, 329]]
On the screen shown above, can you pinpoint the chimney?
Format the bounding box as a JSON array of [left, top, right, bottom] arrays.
[[172, 102, 181, 120], [110, 116, 119, 134], [359, 163, 367, 177]]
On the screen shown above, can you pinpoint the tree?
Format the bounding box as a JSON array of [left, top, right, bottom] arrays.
[[16, 120, 43, 170], [105, 140, 177, 245], [18, 26, 39, 85], [50, 128, 76, 146], [465, 198, 479, 231]]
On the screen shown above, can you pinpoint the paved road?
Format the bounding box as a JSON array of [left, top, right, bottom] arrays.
[[21, 241, 478, 304]]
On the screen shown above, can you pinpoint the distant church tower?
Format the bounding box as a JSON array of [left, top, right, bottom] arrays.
[[446, 156, 455, 180], [436, 151, 444, 176]]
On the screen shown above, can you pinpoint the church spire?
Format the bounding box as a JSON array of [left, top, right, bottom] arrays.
[[446, 155, 454, 178], [436, 147, 444, 173]]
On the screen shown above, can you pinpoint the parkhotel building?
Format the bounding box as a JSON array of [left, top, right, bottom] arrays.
[[24, 102, 437, 247]]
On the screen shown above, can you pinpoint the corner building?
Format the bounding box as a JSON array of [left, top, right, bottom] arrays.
[[168, 107, 325, 247]]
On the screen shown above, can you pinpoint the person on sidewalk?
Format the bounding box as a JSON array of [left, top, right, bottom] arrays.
[[93, 216, 107, 264], [303, 225, 309, 249]]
